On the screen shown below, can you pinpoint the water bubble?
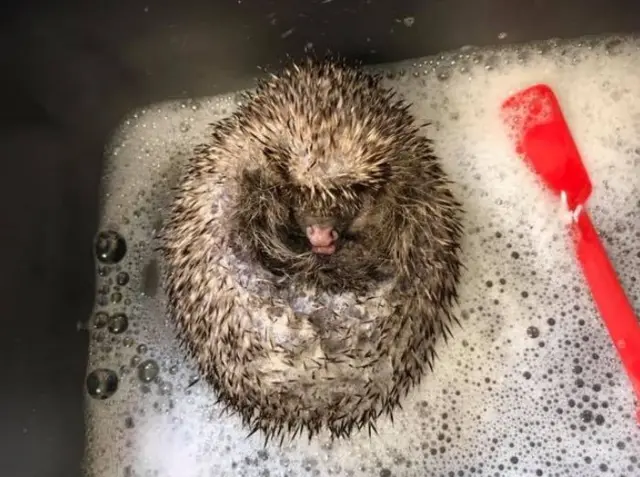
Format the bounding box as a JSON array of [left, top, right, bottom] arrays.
[[93, 312, 108, 329], [527, 326, 540, 338], [436, 66, 451, 81], [402, 17, 415, 28], [159, 381, 173, 395], [116, 271, 130, 286], [98, 266, 111, 277], [95, 231, 127, 264], [169, 365, 179, 375], [86, 369, 119, 399], [101, 344, 113, 354], [108, 313, 129, 334], [111, 292, 123, 304], [580, 409, 594, 422], [138, 359, 160, 383], [131, 355, 141, 366], [137, 344, 148, 354]]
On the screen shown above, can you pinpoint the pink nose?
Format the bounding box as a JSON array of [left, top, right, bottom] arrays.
[[306, 225, 337, 247]]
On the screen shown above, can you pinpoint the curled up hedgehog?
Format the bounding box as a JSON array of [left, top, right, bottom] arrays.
[[161, 58, 464, 443]]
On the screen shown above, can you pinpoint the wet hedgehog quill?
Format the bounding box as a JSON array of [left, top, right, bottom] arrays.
[[161, 58, 464, 443]]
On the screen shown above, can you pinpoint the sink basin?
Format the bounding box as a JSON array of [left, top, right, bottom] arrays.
[[3, 1, 640, 477]]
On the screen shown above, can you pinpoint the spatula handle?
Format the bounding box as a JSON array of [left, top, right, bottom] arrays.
[[572, 210, 640, 406]]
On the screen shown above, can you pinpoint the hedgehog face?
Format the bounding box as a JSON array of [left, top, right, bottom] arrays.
[[224, 60, 430, 288], [229, 145, 399, 291], [290, 182, 379, 255], [234, 155, 384, 259]]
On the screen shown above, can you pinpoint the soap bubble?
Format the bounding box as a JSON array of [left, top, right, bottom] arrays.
[[86, 369, 119, 400], [137, 359, 160, 383], [95, 231, 127, 264]]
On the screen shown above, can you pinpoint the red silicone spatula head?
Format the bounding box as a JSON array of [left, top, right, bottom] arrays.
[[501, 84, 592, 210]]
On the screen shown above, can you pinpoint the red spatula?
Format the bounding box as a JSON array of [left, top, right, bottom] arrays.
[[501, 83, 640, 423]]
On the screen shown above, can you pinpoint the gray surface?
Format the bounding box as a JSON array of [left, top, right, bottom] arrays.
[[1, 1, 639, 477]]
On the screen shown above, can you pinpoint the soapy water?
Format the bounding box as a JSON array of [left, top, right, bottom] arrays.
[[85, 35, 640, 477]]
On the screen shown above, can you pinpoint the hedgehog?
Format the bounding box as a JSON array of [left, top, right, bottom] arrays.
[[160, 58, 464, 443]]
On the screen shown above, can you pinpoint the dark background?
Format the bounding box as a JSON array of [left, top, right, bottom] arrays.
[[1, 1, 638, 476]]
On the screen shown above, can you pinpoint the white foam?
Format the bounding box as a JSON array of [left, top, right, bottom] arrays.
[[85, 35, 640, 477]]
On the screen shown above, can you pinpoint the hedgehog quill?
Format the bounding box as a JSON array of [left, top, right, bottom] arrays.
[[161, 59, 464, 443]]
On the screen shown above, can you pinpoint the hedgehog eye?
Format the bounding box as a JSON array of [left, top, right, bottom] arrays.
[[348, 182, 369, 196], [347, 207, 372, 234], [345, 189, 379, 232]]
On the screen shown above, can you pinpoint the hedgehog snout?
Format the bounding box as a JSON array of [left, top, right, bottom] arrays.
[[305, 223, 338, 255]]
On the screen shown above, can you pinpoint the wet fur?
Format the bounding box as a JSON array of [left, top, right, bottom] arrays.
[[161, 58, 464, 442]]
